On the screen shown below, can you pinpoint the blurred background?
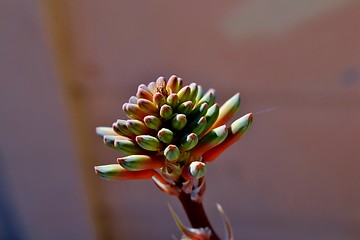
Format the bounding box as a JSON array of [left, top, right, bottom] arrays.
[[1, 0, 360, 239]]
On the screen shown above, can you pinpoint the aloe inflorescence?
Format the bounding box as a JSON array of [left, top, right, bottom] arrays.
[[94, 75, 252, 239]]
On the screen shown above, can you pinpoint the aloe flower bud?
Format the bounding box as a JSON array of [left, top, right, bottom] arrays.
[[177, 85, 191, 103], [153, 92, 166, 107], [122, 103, 147, 120], [167, 93, 180, 108], [156, 76, 166, 89], [114, 139, 144, 155], [126, 119, 149, 135], [118, 155, 163, 171], [188, 102, 208, 121], [128, 96, 138, 104], [188, 83, 199, 101], [95, 75, 252, 183], [180, 133, 198, 151], [171, 114, 187, 131], [200, 103, 220, 136], [212, 93, 240, 129], [203, 113, 253, 162], [159, 104, 173, 120], [96, 127, 117, 137], [192, 125, 228, 158], [189, 161, 207, 179], [137, 98, 158, 115], [136, 135, 162, 151], [189, 117, 207, 136], [94, 164, 156, 180], [147, 81, 156, 93], [195, 85, 203, 103], [103, 135, 127, 148], [157, 128, 174, 144], [164, 144, 180, 161], [166, 75, 181, 93], [112, 120, 135, 138], [176, 101, 193, 115], [136, 84, 153, 100], [196, 88, 216, 107], [143, 115, 162, 130]]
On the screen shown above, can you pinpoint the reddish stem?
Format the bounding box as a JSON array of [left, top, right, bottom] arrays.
[[178, 190, 221, 240]]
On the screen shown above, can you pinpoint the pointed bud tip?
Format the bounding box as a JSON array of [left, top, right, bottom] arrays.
[[167, 145, 177, 151], [188, 133, 197, 140], [248, 112, 253, 122], [177, 114, 186, 120]]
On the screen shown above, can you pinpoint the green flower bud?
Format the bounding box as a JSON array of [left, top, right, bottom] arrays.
[[126, 119, 149, 135], [192, 125, 228, 158], [188, 83, 198, 101], [118, 155, 163, 171], [202, 113, 253, 162], [196, 88, 216, 107], [201, 103, 220, 136], [167, 93, 180, 108], [177, 86, 191, 103], [103, 135, 127, 148], [176, 77, 184, 91], [187, 102, 209, 121], [159, 104, 173, 120], [122, 103, 146, 120], [144, 115, 162, 130], [180, 133, 198, 151], [136, 135, 162, 151], [230, 112, 253, 135], [212, 93, 240, 129], [136, 84, 153, 101], [137, 98, 158, 115], [166, 75, 181, 93], [195, 85, 203, 103], [157, 128, 174, 144], [171, 114, 187, 131], [114, 139, 145, 155], [153, 92, 166, 107], [164, 145, 180, 162], [189, 161, 207, 179], [190, 117, 207, 136], [94, 164, 155, 180], [113, 120, 135, 138], [176, 101, 193, 115], [96, 127, 117, 137]]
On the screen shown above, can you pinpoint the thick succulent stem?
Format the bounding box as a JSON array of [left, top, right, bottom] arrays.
[[178, 190, 221, 240]]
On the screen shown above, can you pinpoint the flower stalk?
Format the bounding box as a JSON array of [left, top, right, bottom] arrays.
[[178, 190, 221, 240]]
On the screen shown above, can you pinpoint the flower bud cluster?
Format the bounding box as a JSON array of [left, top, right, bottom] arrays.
[[94, 75, 252, 182]]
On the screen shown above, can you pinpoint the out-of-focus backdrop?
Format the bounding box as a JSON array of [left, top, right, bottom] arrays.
[[1, 0, 360, 239]]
